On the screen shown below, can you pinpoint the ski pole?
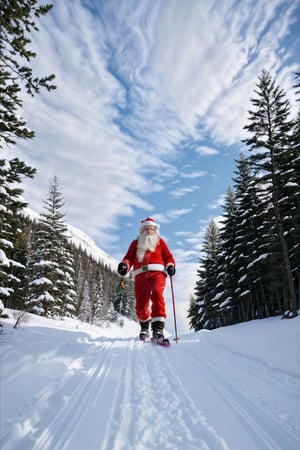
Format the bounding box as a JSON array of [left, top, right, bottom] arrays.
[[169, 275, 179, 342]]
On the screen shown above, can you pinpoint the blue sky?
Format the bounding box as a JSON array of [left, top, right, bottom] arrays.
[[5, 0, 300, 331]]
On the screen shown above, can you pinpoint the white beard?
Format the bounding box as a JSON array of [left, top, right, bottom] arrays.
[[137, 233, 159, 262]]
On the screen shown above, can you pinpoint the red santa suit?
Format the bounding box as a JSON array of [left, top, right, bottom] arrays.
[[121, 223, 175, 324]]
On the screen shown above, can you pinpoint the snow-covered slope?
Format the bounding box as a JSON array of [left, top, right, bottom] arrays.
[[22, 207, 118, 271], [1, 311, 299, 450], [67, 224, 118, 271]]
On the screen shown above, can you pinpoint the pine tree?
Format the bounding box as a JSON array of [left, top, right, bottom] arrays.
[[114, 278, 126, 315], [79, 280, 92, 323], [0, 0, 56, 147], [230, 153, 279, 320], [187, 295, 198, 330], [124, 276, 136, 320], [286, 74, 300, 308], [0, 158, 35, 306], [58, 243, 77, 317], [191, 219, 222, 330], [114, 276, 136, 319], [104, 299, 117, 323], [93, 270, 104, 325], [0, 299, 9, 330], [26, 176, 77, 317], [289, 109, 300, 307], [294, 72, 300, 99], [243, 69, 298, 317], [217, 186, 239, 324]]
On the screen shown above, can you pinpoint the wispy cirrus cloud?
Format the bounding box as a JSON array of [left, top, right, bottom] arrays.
[[170, 186, 200, 199], [208, 194, 227, 210], [181, 170, 208, 179], [195, 146, 219, 156], [155, 209, 193, 224]]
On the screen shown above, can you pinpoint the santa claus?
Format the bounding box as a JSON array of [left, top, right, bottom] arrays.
[[118, 217, 176, 340]]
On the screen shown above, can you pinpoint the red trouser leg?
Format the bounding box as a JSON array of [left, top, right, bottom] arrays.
[[149, 272, 167, 319], [134, 272, 167, 321], [134, 274, 151, 321]]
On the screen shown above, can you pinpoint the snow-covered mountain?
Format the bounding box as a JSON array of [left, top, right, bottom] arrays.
[[1, 311, 299, 450], [67, 224, 118, 271], [23, 207, 118, 271]]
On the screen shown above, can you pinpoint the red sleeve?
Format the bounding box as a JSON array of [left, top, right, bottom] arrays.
[[122, 240, 137, 270], [160, 238, 176, 267]]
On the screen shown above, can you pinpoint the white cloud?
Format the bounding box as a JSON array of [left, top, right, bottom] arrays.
[[147, 0, 299, 146], [194, 146, 219, 156], [170, 185, 200, 199], [208, 194, 227, 210], [181, 170, 208, 178], [155, 209, 193, 225]]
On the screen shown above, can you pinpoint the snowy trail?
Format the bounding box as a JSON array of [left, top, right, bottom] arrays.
[[1, 317, 299, 450], [173, 340, 299, 450]]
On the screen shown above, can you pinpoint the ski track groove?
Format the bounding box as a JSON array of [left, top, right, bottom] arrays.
[[204, 339, 299, 397], [100, 339, 228, 450], [2, 334, 299, 450], [32, 341, 116, 450], [199, 339, 300, 437], [1, 340, 115, 450], [179, 345, 299, 450], [145, 343, 229, 450], [0, 337, 91, 448], [100, 338, 137, 450]]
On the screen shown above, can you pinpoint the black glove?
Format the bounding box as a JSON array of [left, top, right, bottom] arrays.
[[118, 262, 127, 276], [167, 265, 176, 276]]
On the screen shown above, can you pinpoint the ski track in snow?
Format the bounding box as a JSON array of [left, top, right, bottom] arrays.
[[1, 329, 299, 450], [176, 341, 299, 450]]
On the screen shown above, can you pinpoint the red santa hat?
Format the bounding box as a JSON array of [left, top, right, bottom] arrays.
[[140, 217, 160, 231]]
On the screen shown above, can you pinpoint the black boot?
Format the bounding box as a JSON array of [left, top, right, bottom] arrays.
[[139, 320, 150, 340], [151, 321, 164, 339]]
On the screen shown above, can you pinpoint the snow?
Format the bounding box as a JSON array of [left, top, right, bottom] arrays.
[[0, 239, 13, 249], [29, 277, 53, 286], [67, 224, 118, 271], [1, 311, 299, 450], [0, 249, 10, 266], [21, 208, 118, 272], [238, 274, 247, 283], [34, 260, 57, 267], [36, 292, 54, 302], [0, 287, 12, 297]]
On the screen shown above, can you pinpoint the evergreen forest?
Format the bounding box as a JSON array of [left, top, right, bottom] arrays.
[[188, 70, 300, 331], [0, 172, 136, 325]]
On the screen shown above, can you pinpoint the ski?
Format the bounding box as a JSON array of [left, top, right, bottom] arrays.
[[150, 337, 171, 347], [139, 336, 171, 347]]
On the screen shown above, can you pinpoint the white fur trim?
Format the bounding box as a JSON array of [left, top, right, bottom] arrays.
[[133, 264, 166, 277], [142, 220, 159, 228], [140, 218, 160, 230], [151, 317, 166, 323]]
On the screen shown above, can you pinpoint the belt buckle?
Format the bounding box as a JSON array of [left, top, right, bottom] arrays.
[[142, 265, 148, 272]]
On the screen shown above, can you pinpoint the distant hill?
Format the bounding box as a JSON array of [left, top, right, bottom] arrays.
[[23, 207, 118, 271]]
